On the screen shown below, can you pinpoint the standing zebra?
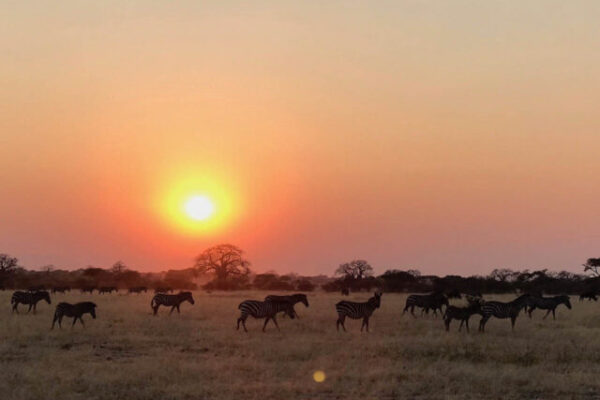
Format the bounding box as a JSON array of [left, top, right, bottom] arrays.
[[336, 291, 382, 332], [579, 290, 597, 302], [264, 293, 309, 318], [51, 302, 97, 329], [443, 296, 483, 332], [478, 294, 532, 332], [11, 291, 51, 314], [151, 291, 195, 315], [128, 286, 147, 294], [527, 295, 571, 320], [403, 293, 447, 317], [237, 299, 296, 332]]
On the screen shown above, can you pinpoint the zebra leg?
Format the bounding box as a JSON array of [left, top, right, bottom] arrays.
[[410, 306, 416, 318], [262, 317, 271, 332], [337, 315, 346, 332], [271, 316, 281, 331], [27, 303, 33, 313], [363, 317, 370, 332], [72, 317, 77, 328], [33, 303, 37, 314], [444, 317, 451, 332], [543, 309, 551, 320], [510, 316, 517, 331], [479, 316, 489, 332], [552, 309, 556, 320], [12, 303, 18, 314], [176, 305, 181, 314], [153, 305, 159, 315], [458, 319, 464, 332], [58, 316, 63, 329], [51, 313, 58, 330], [465, 318, 470, 333], [528, 307, 533, 318]]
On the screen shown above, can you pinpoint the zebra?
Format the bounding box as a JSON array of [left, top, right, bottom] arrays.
[[51, 302, 97, 329], [80, 286, 95, 294], [11, 291, 51, 314], [237, 299, 297, 332], [154, 287, 174, 294], [443, 296, 483, 332], [403, 293, 448, 317], [264, 293, 309, 318], [478, 294, 532, 332], [579, 290, 597, 302], [98, 286, 117, 294], [128, 286, 147, 294], [336, 291, 382, 332], [341, 287, 350, 296], [52, 286, 70, 294], [527, 295, 571, 320], [151, 291, 194, 315]]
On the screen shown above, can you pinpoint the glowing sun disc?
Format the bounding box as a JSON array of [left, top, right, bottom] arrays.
[[184, 196, 215, 221]]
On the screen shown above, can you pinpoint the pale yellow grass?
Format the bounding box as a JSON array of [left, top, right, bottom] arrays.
[[1, 291, 600, 399]]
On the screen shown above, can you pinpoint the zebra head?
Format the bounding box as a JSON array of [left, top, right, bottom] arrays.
[[181, 291, 195, 305], [370, 291, 382, 309], [297, 294, 309, 308], [40, 291, 51, 304], [89, 303, 97, 319], [559, 295, 572, 309]]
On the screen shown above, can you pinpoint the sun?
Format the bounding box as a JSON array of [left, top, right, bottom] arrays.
[[184, 195, 215, 221]]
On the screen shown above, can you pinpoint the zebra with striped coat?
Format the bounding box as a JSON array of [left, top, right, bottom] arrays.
[[11, 291, 51, 314], [527, 295, 571, 320], [264, 293, 309, 318], [52, 302, 97, 329], [403, 293, 448, 317], [336, 291, 382, 332], [237, 299, 296, 332], [151, 291, 195, 315], [479, 294, 532, 332], [443, 296, 483, 332]]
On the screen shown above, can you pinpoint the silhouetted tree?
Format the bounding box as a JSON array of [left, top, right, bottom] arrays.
[[490, 268, 519, 282], [194, 244, 251, 290], [583, 258, 600, 277], [335, 259, 373, 280], [0, 253, 18, 286], [111, 260, 127, 275]]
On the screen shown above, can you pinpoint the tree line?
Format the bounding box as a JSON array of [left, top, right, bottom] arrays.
[[1, 246, 599, 296]]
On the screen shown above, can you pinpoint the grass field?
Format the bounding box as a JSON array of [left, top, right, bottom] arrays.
[[2, 290, 600, 400]]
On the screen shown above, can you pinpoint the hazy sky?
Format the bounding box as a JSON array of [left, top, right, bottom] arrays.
[[2, 1, 600, 276]]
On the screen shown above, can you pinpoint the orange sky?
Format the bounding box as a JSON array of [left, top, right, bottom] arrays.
[[1, 1, 599, 276]]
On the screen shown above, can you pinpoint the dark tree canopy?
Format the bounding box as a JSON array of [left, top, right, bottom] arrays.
[[194, 244, 251, 287], [0, 254, 18, 284], [111, 260, 128, 275], [335, 259, 373, 280], [583, 258, 600, 277]]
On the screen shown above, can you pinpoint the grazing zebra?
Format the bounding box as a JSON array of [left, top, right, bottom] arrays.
[[151, 291, 194, 315], [52, 286, 70, 294], [80, 286, 95, 294], [341, 287, 350, 296], [264, 293, 309, 318], [11, 291, 51, 314], [98, 286, 117, 294], [403, 293, 448, 317], [128, 286, 147, 294], [154, 287, 174, 294], [478, 294, 532, 332], [237, 299, 297, 332], [527, 295, 571, 320], [336, 291, 382, 332], [51, 302, 97, 329], [579, 291, 597, 302], [443, 297, 483, 332]]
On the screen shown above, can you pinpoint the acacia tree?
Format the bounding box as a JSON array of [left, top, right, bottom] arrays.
[[583, 258, 600, 277], [335, 259, 373, 280], [194, 244, 251, 289], [0, 253, 18, 286]]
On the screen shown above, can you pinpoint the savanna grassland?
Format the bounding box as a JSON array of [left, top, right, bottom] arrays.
[[2, 291, 600, 400]]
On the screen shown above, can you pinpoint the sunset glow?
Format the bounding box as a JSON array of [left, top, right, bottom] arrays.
[[185, 196, 215, 221]]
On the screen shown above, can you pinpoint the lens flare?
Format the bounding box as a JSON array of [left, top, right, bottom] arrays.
[[184, 195, 215, 221], [313, 370, 326, 383]]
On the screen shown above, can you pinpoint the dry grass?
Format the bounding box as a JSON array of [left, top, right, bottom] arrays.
[[1, 291, 600, 399]]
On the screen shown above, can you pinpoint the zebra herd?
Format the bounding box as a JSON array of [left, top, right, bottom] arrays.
[[6, 288, 575, 333], [402, 292, 573, 333]]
